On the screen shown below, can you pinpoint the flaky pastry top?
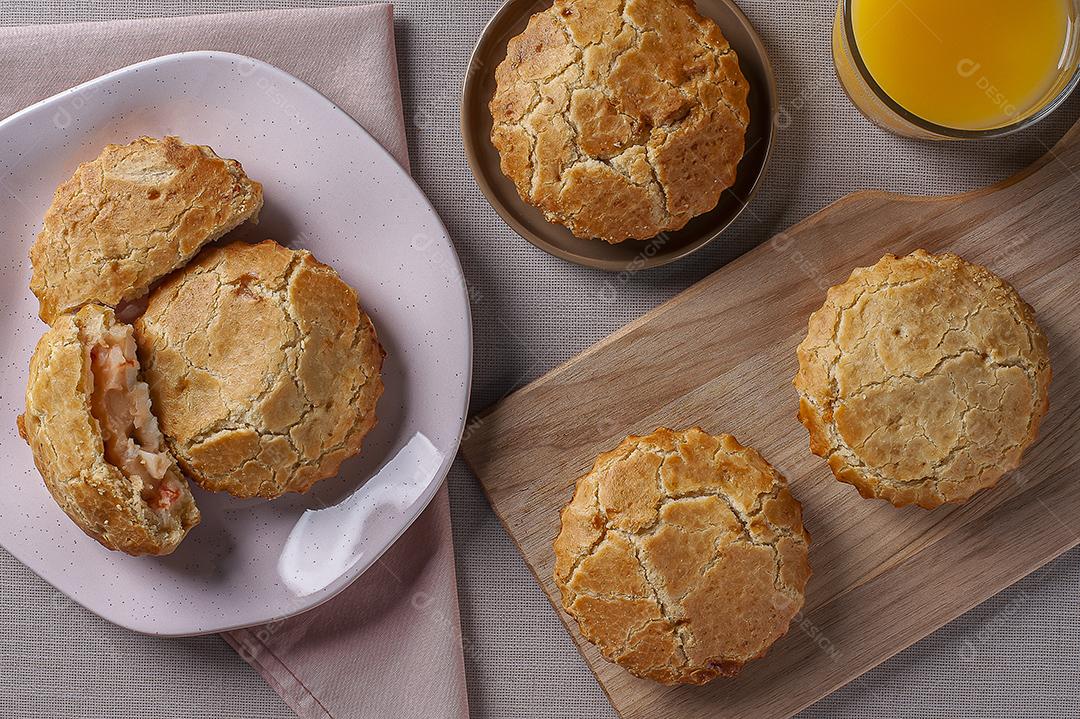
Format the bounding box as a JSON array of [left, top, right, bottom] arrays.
[[30, 136, 263, 323], [794, 250, 1051, 509], [490, 0, 749, 243], [553, 427, 810, 684], [133, 240, 384, 499]]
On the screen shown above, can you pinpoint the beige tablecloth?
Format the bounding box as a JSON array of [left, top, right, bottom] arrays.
[[1, 1, 1078, 718]]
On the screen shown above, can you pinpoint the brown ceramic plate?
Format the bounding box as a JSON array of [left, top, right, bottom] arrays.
[[462, 0, 778, 271]]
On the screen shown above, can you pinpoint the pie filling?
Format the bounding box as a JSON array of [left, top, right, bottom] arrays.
[[88, 321, 181, 511]]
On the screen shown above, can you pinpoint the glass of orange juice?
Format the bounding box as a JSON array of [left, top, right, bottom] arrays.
[[833, 0, 1080, 139]]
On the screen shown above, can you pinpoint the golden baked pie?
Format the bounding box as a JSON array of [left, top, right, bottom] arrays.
[[133, 240, 384, 499], [553, 427, 810, 685], [18, 305, 199, 556], [794, 250, 1051, 509], [490, 0, 749, 243], [30, 136, 263, 324]]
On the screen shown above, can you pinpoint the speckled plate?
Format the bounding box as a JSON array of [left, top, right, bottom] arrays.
[[0, 52, 472, 636], [462, 0, 777, 271]]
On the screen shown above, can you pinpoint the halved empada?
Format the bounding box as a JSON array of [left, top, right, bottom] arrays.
[[18, 305, 199, 556], [30, 136, 263, 324]]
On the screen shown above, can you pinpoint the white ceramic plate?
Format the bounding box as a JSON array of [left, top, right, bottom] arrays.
[[0, 52, 471, 636]]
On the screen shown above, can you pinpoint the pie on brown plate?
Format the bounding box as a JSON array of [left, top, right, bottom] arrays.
[[490, 0, 750, 243]]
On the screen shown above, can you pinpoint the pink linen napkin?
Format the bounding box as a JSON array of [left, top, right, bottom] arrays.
[[0, 7, 469, 719]]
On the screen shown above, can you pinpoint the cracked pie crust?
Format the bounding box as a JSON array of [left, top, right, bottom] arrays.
[[490, 0, 749, 243], [18, 305, 199, 556], [30, 136, 263, 324], [794, 250, 1051, 509], [133, 240, 384, 499], [553, 427, 811, 685]]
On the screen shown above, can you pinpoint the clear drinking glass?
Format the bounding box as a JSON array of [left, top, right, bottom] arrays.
[[832, 0, 1080, 140]]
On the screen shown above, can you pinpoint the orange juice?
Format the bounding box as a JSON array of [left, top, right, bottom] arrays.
[[848, 0, 1077, 131]]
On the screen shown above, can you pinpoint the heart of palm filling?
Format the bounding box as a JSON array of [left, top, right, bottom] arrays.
[[88, 321, 182, 511]]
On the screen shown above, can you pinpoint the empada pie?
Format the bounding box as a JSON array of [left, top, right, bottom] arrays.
[[30, 136, 262, 324], [133, 239, 385, 499], [489, 0, 750, 242], [794, 250, 1051, 509], [553, 427, 810, 684], [18, 305, 199, 556]]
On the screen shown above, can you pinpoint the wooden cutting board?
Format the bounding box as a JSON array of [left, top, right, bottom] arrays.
[[461, 119, 1080, 719]]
